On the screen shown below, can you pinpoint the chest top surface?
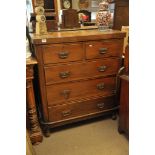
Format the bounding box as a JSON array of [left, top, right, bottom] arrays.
[[29, 29, 126, 45]]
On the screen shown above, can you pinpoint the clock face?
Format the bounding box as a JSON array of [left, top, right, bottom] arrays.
[[63, 0, 71, 9]]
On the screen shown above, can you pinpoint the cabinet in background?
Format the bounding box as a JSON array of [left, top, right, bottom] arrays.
[[113, 0, 129, 30], [31, 0, 59, 31]]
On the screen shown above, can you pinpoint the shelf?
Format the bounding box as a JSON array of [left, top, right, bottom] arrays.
[[50, 26, 98, 32], [31, 12, 56, 17], [45, 12, 56, 17]]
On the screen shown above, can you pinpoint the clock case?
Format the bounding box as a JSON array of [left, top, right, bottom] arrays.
[[61, 0, 72, 9]]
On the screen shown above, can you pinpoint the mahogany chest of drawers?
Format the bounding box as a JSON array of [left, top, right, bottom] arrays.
[[30, 29, 126, 136]]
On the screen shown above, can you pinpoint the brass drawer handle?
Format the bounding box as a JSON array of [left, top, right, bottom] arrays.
[[112, 89, 116, 94], [59, 71, 70, 78], [61, 89, 71, 99], [97, 83, 105, 90], [97, 103, 105, 109], [62, 110, 71, 117], [98, 65, 107, 72], [58, 51, 69, 59], [99, 48, 108, 54]]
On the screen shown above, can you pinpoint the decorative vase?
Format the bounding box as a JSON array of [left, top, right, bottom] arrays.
[[96, 0, 111, 31]]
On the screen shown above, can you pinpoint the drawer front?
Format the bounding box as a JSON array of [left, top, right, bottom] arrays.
[[44, 58, 120, 84], [48, 96, 116, 122], [86, 39, 123, 59], [42, 43, 84, 64], [46, 77, 116, 105]]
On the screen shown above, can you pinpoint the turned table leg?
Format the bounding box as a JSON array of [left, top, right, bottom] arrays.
[[26, 61, 43, 144], [26, 80, 43, 144]]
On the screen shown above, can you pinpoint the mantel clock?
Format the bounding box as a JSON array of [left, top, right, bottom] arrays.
[[61, 0, 72, 9]]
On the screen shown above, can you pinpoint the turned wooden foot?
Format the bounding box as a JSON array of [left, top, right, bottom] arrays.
[[118, 126, 124, 134], [111, 112, 117, 120], [26, 70, 43, 145], [43, 127, 51, 137]]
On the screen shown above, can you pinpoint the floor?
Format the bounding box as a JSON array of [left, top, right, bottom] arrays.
[[33, 117, 129, 155]]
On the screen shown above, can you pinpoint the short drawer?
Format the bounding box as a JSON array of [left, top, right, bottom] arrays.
[[85, 39, 123, 59], [42, 43, 84, 64], [48, 96, 116, 122], [46, 77, 116, 106], [44, 58, 120, 84]]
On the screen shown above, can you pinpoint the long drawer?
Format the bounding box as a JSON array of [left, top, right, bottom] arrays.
[[44, 58, 120, 84], [48, 95, 116, 122], [42, 43, 84, 64], [46, 77, 116, 106], [86, 39, 123, 59]]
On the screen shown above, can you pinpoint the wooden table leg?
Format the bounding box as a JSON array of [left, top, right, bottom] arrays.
[[26, 58, 43, 144], [26, 79, 43, 145]]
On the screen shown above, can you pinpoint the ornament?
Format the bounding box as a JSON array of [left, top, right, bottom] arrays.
[[96, 0, 111, 31], [35, 6, 47, 35]]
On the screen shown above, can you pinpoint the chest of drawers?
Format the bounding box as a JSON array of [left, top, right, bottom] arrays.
[[30, 29, 125, 136]]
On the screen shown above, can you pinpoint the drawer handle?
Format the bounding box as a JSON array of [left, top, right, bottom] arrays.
[[58, 51, 69, 59], [62, 110, 71, 117], [97, 83, 105, 90], [59, 71, 70, 78], [98, 65, 107, 72], [61, 89, 71, 99], [97, 103, 105, 109], [99, 48, 108, 54], [112, 89, 116, 94]]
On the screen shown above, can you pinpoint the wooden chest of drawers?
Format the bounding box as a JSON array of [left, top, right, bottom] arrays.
[[30, 29, 125, 135]]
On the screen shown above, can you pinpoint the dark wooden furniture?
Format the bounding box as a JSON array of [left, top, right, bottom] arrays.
[[118, 45, 129, 138], [61, 9, 81, 29], [118, 75, 129, 137], [113, 0, 129, 30], [31, 0, 59, 31], [26, 57, 43, 144], [32, 0, 58, 14], [30, 29, 126, 136], [124, 44, 129, 74]]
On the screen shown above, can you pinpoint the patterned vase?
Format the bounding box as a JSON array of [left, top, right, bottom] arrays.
[[96, 0, 111, 31]]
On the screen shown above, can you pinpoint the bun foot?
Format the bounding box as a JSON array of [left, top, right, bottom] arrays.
[[118, 126, 124, 134], [43, 127, 51, 137], [111, 112, 117, 120]]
